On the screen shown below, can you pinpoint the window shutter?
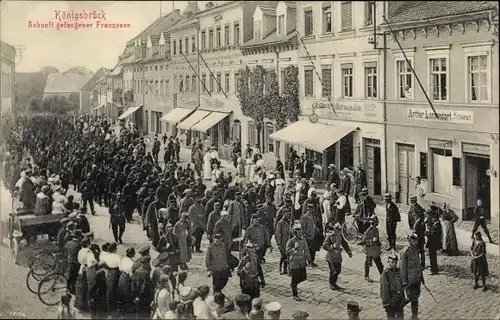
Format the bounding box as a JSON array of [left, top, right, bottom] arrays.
[[341, 2, 352, 31]]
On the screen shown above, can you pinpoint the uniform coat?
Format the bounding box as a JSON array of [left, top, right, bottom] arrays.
[[362, 226, 382, 258]]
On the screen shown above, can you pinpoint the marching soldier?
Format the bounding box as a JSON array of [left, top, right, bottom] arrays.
[[145, 190, 166, 248], [131, 255, 153, 318], [300, 203, 319, 267], [275, 210, 292, 275], [413, 206, 427, 270], [362, 216, 384, 282], [109, 192, 126, 244], [213, 210, 233, 255], [237, 242, 265, 299], [425, 209, 442, 275], [408, 196, 425, 231], [244, 213, 271, 264], [286, 223, 311, 301], [400, 233, 425, 320], [323, 222, 352, 290], [205, 233, 230, 293], [384, 193, 401, 251], [81, 173, 96, 215], [380, 253, 406, 320]]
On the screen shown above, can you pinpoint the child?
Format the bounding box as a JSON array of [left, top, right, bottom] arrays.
[[249, 298, 264, 320]]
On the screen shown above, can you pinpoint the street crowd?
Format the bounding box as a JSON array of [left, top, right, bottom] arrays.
[[1, 114, 493, 320]]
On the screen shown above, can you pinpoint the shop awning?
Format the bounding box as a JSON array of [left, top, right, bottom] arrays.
[[177, 110, 210, 130], [270, 120, 356, 153], [160, 108, 193, 124], [118, 106, 142, 120], [191, 111, 229, 132]]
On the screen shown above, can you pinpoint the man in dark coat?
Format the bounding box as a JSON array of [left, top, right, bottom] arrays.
[[384, 193, 401, 251], [408, 196, 425, 231], [323, 222, 352, 290], [109, 194, 126, 244], [341, 169, 351, 199], [471, 199, 494, 243], [425, 210, 442, 275], [81, 173, 96, 215], [65, 229, 83, 294], [380, 253, 405, 320], [205, 233, 230, 293], [145, 192, 166, 248], [142, 189, 156, 239], [132, 255, 153, 317], [275, 210, 292, 275], [302, 155, 313, 179], [327, 164, 340, 187], [400, 233, 425, 320]]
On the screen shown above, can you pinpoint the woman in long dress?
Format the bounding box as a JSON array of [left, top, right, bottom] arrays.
[[211, 164, 222, 184], [471, 231, 489, 291], [274, 176, 285, 206], [441, 203, 459, 255], [74, 238, 91, 312], [236, 153, 245, 178], [174, 213, 192, 269], [245, 157, 254, 181], [102, 243, 121, 316], [117, 247, 135, 315], [203, 149, 212, 181]]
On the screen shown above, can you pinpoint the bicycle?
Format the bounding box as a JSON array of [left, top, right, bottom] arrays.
[[28, 241, 60, 269], [341, 215, 390, 251], [37, 271, 68, 306]]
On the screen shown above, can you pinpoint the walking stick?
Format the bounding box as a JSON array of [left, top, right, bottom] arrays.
[[422, 282, 439, 303]]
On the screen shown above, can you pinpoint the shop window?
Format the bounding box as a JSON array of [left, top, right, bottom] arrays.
[[233, 120, 241, 142], [221, 117, 230, 145], [265, 123, 275, 153], [431, 148, 453, 195], [452, 157, 461, 186]]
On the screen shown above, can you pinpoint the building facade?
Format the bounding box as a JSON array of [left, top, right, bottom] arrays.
[[1, 41, 15, 118], [281, 0, 386, 195], [383, 2, 499, 225], [240, 1, 298, 164], [80, 67, 107, 115]]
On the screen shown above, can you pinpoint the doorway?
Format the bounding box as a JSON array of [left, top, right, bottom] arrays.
[[396, 143, 416, 205], [364, 139, 382, 196], [465, 154, 491, 220]]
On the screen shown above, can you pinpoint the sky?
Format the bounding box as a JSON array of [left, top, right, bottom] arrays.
[[1, 1, 210, 73]]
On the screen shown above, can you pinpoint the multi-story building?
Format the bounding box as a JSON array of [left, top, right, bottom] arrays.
[[171, 1, 264, 156], [95, 73, 108, 116], [1, 41, 16, 118], [119, 44, 136, 119], [118, 10, 182, 131], [272, 1, 386, 194], [106, 64, 123, 122], [382, 1, 499, 225], [81, 67, 107, 115], [240, 1, 298, 163]]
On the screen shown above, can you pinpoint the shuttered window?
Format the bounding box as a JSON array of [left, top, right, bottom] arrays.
[[304, 8, 313, 36], [341, 1, 352, 31], [321, 65, 332, 97]]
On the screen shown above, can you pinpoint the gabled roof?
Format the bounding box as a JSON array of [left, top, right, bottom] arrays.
[[81, 68, 107, 90], [386, 1, 497, 24], [240, 29, 296, 49], [44, 73, 92, 94], [110, 64, 122, 76], [259, 6, 277, 16], [130, 9, 182, 43], [119, 46, 136, 65]]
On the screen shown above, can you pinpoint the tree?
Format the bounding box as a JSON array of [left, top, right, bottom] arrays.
[[40, 66, 59, 74], [64, 66, 93, 75]]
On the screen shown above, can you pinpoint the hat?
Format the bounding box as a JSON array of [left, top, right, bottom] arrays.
[[84, 231, 94, 238], [181, 212, 189, 218], [265, 302, 282, 313], [388, 253, 399, 261], [292, 311, 309, 319], [410, 195, 417, 201], [213, 233, 223, 240], [152, 252, 169, 267], [384, 193, 392, 199], [245, 241, 257, 248], [347, 301, 362, 313], [69, 212, 78, 220], [256, 204, 265, 211], [235, 191, 242, 196], [408, 233, 418, 241], [184, 188, 192, 194], [179, 287, 196, 302], [252, 213, 261, 219], [72, 229, 83, 238], [342, 167, 349, 172], [138, 244, 150, 255], [292, 222, 302, 230], [328, 164, 335, 168], [41, 185, 50, 193], [220, 210, 229, 216], [307, 202, 315, 208], [60, 217, 70, 224]]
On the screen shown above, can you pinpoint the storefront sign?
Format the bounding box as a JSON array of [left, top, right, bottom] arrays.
[[201, 96, 225, 110], [407, 108, 474, 124], [309, 99, 383, 121]]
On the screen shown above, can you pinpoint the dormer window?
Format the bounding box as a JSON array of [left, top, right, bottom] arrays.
[[278, 14, 285, 35], [322, 4, 332, 33], [365, 2, 374, 26], [254, 20, 262, 40]]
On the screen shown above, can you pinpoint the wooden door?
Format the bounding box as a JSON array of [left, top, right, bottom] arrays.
[[397, 144, 415, 205], [366, 146, 376, 195], [465, 156, 478, 215]]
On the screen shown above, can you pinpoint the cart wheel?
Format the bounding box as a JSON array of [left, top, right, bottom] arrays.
[[30, 262, 53, 281], [30, 252, 56, 270], [10, 237, 20, 264], [37, 272, 67, 306], [342, 221, 359, 244]]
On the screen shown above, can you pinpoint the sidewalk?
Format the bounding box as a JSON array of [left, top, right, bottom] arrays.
[[147, 143, 499, 256]]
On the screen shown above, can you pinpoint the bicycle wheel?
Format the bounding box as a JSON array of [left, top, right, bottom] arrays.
[[342, 220, 359, 244], [37, 272, 67, 306], [30, 262, 53, 281], [26, 267, 45, 294], [29, 251, 55, 269]]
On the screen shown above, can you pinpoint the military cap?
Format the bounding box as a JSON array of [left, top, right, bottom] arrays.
[[41, 185, 50, 193], [184, 188, 192, 194], [235, 191, 242, 196], [256, 204, 265, 211], [60, 217, 70, 224], [347, 301, 361, 312], [25, 168, 33, 174], [252, 213, 261, 219], [342, 167, 350, 172], [388, 253, 399, 261], [152, 252, 169, 267], [69, 212, 78, 219], [265, 302, 282, 313], [292, 311, 309, 319], [213, 233, 223, 240], [384, 192, 392, 199], [408, 233, 418, 241], [67, 221, 75, 228], [179, 287, 197, 302], [307, 202, 315, 207], [292, 222, 302, 230], [410, 195, 417, 201], [138, 244, 150, 255]]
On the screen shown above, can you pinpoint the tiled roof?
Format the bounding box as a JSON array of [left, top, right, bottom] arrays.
[[110, 64, 122, 76], [169, 16, 198, 32], [44, 73, 92, 94], [387, 1, 497, 24], [240, 29, 296, 49], [81, 68, 106, 90], [131, 10, 181, 42]]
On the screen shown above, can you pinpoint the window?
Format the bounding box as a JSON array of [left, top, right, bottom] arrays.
[[192, 75, 197, 93], [209, 76, 214, 92], [216, 73, 222, 92], [160, 65, 163, 71], [280, 69, 286, 94], [173, 40, 177, 55], [201, 30, 206, 49], [216, 26, 222, 47], [341, 1, 353, 31], [225, 73, 230, 93], [185, 75, 190, 92], [160, 80, 164, 96], [179, 76, 184, 92], [304, 68, 314, 97], [191, 36, 196, 52], [396, 60, 413, 99], [155, 66, 158, 71], [202, 74, 207, 92], [208, 29, 214, 49], [365, 2, 374, 26], [265, 123, 275, 153], [254, 20, 262, 40], [431, 148, 453, 195], [179, 38, 183, 53], [364, 62, 378, 98], [165, 79, 170, 96], [234, 22, 240, 44], [429, 58, 447, 101], [185, 37, 189, 53], [321, 65, 332, 97], [304, 8, 313, 36], [234, 72, 239, 93], [468, 55, 488, 102], [173, 76, 177, 92], [155, 80, 159, 95], [224, 25, 230, 46], [278, 14, 285, 35], [341, 63, 353, 98], [322, 4, 332, 33]]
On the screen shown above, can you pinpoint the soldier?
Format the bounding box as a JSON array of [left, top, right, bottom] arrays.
[[362, 216, 384, 282], [471, 199, 494, 243], [57, 218, 70, 252], [286, 223, 311, 301], [206, 202, 222, 243], [425, 210, 442, 275], [323, 222, 352, 290], [150, 252, 169, 293], [412, 206, 427, 270], [237, 242, 265, 299], [65, 229, 83, 294], [408, 196, 425, 231], [347, 301, 361, 320], [380, 253, 406, 320], [275, 210, 292, 275], [80, 173, 96, 215], [141, 189, 156, 239], [385, 193, 401, 251], [109, 192, 126, 244], [205, 233, 230, 293], [145, 190, 166, 248], [300, 203, 319, 267], [132, 244, 151, 273], [131, 255, 153, 318], [244, 213, 271, 264], [400, 233, 425, 320], [76, 213, 91, 234], [214, 210, 233, 255]]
